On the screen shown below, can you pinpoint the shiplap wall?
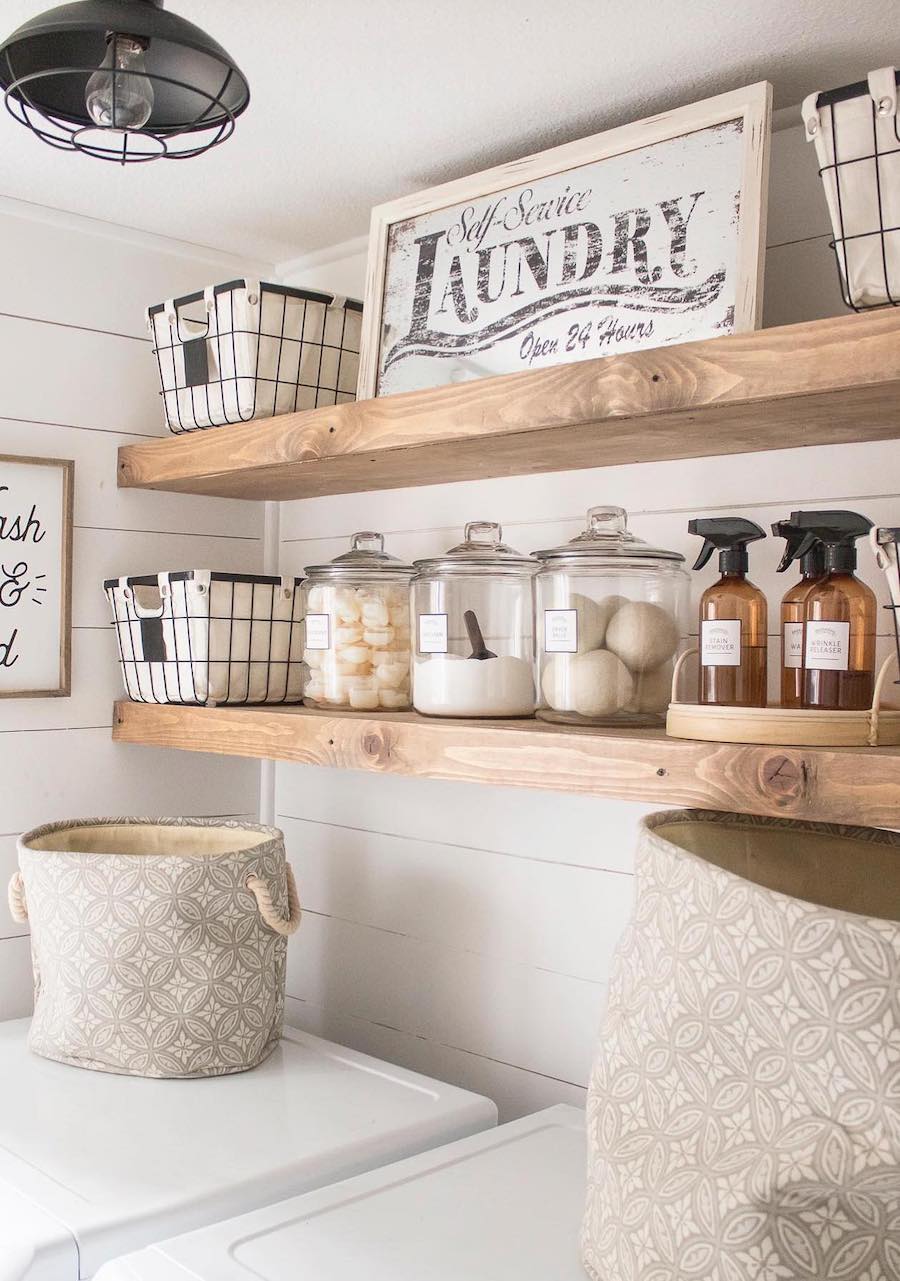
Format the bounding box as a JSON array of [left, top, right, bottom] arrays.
[[0, 202, 266, 1018], [275, 119, 900, 1120]]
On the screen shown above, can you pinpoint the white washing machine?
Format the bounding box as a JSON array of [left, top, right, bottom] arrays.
[[0, 1018, 497, 1281], [94, 1105, 586, 1281]]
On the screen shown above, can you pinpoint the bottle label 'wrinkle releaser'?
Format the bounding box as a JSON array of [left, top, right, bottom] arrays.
[[805, 620, 850, 671]]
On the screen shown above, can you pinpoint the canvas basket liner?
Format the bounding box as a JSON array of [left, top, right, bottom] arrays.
[[104, 572, 305, 707], [583, 809, 900, 1281], [148, 281, 362, 433], [9, 817, 300, 1079], [802, 68, 900, 309]]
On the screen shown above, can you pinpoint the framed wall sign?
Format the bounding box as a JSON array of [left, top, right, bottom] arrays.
[[359, 82, 772, 398], [0, 455, 74, 698]]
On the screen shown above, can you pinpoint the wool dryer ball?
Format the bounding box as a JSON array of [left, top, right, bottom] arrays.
[[570, 592, 627, 651], [605, 601, 679, 673], [543, 650, 633, 716], [571, 650, 633, 716]]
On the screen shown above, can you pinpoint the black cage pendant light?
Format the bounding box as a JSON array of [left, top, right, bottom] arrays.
[[0, 0, 250, 163]]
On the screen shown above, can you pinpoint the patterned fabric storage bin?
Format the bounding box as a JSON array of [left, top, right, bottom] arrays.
[[8, 817, 301, 1078], [105, 571, 304, 706], [147, 280, 363, 433], [583, 809, 900, 1281]]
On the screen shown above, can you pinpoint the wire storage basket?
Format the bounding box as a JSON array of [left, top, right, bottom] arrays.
[[873, 526, 900, 686], [147, 280, 363, 434], [105, 571, 305, 706], [803, 67, 900, 309]]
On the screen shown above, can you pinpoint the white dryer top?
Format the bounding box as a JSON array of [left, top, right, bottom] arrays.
[[94, 1105, 586, 1281], [0, 1019, 496, 1279]]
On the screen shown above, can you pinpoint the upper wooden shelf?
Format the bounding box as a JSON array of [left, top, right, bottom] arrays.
[[113, 701, 900, 828], [118, 310, 900, 502]]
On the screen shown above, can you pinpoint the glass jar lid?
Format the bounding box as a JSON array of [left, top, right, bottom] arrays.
[[534, 506, 685, 567], [413, 521, 538, 577], [304, 531, 415, 581]]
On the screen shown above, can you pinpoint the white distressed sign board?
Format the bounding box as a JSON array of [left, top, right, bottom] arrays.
[[0, 456, 73, 697], [360, 83, 771, 398]]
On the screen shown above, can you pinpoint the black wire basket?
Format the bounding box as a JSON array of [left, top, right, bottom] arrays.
[[803, 68, 900, 310], [105, 571, 305, 706], [147, 280, 363, 434], [874, 528, 900, 687]]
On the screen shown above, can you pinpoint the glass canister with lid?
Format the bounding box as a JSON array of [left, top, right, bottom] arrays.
[[533, 506, 688, 725], [301, 532, 414, 711], [412, 521, 537, 718]]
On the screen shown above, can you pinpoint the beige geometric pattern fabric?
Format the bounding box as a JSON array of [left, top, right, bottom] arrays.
[[583, 809, 900, 1281], [16, 817, 292, 1079]]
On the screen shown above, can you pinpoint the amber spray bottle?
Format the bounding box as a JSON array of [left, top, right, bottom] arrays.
[[790, 510, 876, 710], [688, 518, 768, 707], [771, 520, 825, 708]]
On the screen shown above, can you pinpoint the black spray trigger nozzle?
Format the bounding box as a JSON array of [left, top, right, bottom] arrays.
[[789, 510, 874, 546], [688, 518, 766, 575], [773, 525, 820, 573], [691, 538, 716, 572], [788, 510, 873, 574]]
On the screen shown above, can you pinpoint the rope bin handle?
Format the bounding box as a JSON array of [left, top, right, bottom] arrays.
[[8, 871, 27, 924], [246, 864, 301, 937]]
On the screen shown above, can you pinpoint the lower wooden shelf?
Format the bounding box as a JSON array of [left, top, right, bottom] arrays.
[[113, 701, 900, 827]]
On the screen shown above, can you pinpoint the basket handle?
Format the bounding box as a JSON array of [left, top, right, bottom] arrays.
[[670, 646, 699, 703], [164, 291, 213, 343], [869, 652, 900, 746], [123, 577, 168, 619], [246, 864, 301, 937], [7, 872, 27, 924]]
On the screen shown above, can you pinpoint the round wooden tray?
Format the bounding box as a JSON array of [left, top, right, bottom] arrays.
[[667, 701, 900, 746], [666, 651, 900, 747]]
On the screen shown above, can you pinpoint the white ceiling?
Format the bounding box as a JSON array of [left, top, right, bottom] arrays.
[[0, 0, 897, 263]]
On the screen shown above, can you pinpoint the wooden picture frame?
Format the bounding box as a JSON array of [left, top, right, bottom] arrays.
[[0, 454, 74, 699], [359, 82, 772, 399]]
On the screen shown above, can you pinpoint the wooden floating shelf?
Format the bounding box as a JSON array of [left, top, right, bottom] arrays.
[[118, 310, 900, 502], [113, 701, 900, 828]]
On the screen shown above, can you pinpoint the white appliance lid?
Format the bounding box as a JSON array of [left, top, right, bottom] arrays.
[[0, 1178, 75, 1281], [94, 1105, 586, 1281], [0, 1019, 495, 1280]]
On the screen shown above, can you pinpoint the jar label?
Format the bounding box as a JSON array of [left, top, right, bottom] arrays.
[[305, 613, 330, 651], [805, 620, 850, 671], [701, 619, 741, 666], [544, 608, 578, 653], [783, 622, 803, 669], [418, 613, 448, 654]]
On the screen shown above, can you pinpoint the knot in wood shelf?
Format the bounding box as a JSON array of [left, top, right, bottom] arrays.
[[761, 754, 810, 805]]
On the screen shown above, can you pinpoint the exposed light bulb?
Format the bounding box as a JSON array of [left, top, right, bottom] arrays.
[[85, 35, 154, 130]]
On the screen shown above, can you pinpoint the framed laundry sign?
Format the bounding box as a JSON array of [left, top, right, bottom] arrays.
[[359, 82, 772, 398], [0, 455, 74, 698]]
